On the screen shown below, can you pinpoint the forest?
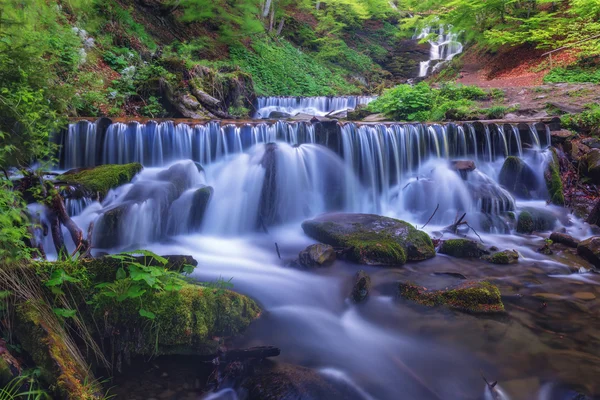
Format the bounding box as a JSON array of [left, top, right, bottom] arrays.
[[1, 0, 600, 399]]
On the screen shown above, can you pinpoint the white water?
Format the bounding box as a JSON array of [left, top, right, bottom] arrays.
[[44, 119, 598, 399], [416, 25, 463, 77], [253, 96, 377, 119]]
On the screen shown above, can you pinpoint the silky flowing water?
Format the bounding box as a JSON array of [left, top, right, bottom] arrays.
[[48, 120, 600, 400]]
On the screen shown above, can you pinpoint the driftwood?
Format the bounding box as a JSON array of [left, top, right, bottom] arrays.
[[442, 212, 484, 243], [189, 85, 233, 119], [421, 204, 439, 229]]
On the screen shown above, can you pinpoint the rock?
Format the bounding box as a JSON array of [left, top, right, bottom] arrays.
[[586, 199, 600, 226], [57, 163, 143, 200], [346, 106, 371, 121], [301, 213, 435, 266], [498, 156, 538, 199], [582, 137, 600, 149], [242, 362, 366, 400], [582, 148, 600, 184], [547, 102, 585, 114], [573, 292, 596, 300], [398, 280, 505, 314], [268, 111, 292, 119], [157, 161, 200, 198], [516, 207, 557, 234], [190, 186, 213, 230], [362, 113, 388, 122], [350, 270, 371, 302], [298, 244, 336, 267], [550, 130, 576, 145], [450, 160, 476, 172], [439, 239, 488, 258], [577, 236, 600, 267], [93, 203, 131, 248], [482, 250, 519, 264], [544, 148, 565, 205], [550, 232, 579, 248], [0, 339, 21, 386]]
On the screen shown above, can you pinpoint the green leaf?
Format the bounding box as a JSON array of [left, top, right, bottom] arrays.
[[53, 308, 76, 318], [182, 265, 195, 274], [50, 286, 65, 296], [126, 285, 146, 299], [116, 267, 126, 280], [122, 250, 168, 266], [139, 308, 156, 320]]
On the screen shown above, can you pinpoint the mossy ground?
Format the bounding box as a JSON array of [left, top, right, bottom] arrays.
[[399, 281, 505, 314], [58, 163, 143, 199], [545, 149, 565, 206]]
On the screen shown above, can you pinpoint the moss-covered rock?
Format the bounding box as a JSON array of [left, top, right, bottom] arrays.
[[0, 340, 21, 386], [516, 208, 557, 234], [498, 156, 538, 199], [583, 148, 600, 184], [577, 236, 600, 268], [439, 239, 488, 258], [301, 213, 435, 266], [58, 163, 143, 200], [95, 284, 260, 356], [482, 250, 519, 264], [398, 280, 504, 314], [544, 148, 565, 205], [298, 244, 336, 267]]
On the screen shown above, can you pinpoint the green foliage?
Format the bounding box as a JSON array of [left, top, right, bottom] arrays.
[[0, 371, 51, 400], [561, 104, 600, 134], [230, 38, 361, 96], [0, 181, 31, 263], [141, 96, 167, 118], [544, 67, 600, 84]]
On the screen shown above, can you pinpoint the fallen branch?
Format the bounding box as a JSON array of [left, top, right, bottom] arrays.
[[421, 204, 439, 229], [274, 243, 281, 259]]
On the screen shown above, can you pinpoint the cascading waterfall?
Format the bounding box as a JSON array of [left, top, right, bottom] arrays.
[[253, 96, 377, 119], [416, 25, 463, 77]]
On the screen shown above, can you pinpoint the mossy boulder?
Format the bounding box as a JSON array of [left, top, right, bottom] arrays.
[[583, 148, 600, 184], [92, 203, 131, 248], [398, 280, 504, 314], [516, 208, 557, 234], [301, 213, 435, 266], [58, 163, 143, 200], [482, 250, 519, 264], [439, 239, 488, 258], [544, 148, 565, 205], [298, 244, 336, 267], [95, 284, 260, 356], [498, 156, 538, 199]]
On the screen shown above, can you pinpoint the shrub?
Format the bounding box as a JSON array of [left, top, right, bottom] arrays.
[[544, 67, 600, 84], [562, 104, 600, 134]]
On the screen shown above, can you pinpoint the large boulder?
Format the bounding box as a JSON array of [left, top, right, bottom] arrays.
[[544, 148, 565, 205], [298, 244, 336, 267], [301, 213, 435, 266], [190, 185, 213, 230], [439, 239, 488, 258], [498, 156, 538, 199], [516, 207, 557, 234], [582, 148, 600, 184], [57, 163, 143, 200], [398, 280, 504, 314], [550, 232, 579, 248], [577, 237, 600, 268]]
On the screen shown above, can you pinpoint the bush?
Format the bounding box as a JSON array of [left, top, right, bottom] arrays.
[[544, 67, 600, 84], [562, 104, 600, 134], [367, 82, 434, 120]]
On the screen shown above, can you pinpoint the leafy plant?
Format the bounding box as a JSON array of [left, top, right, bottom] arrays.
[[0, 371, 51, 400]]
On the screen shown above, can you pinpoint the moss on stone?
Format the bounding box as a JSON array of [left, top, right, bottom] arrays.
[[482, 250, 519, 264], [545, 149, 565, 206], [439, 239, 486, 258], [398, 281, 505, 314], [516, 208, 557, 234], [58, 163, 143, 199], [95, 284, 260, 356]]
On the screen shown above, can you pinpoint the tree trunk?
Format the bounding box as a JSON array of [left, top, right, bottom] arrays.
[[276, 17, 285, 36], [269, 9, 275, 33], [262, 0, 272, 18]]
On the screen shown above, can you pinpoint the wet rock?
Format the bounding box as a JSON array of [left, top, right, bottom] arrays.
[[550, 232, 580, 248], [157, 162, 199, 198], [516, 208, 557, 234], [242, 362, 366, 400], [302, 213, 435, 266], [577, 236, 600, 267], [482, 250, 519, 264], [550, 129, 576, 145], [350, 270, 371, 303], [346, 106, 371, 121], [582, 148, 600, 184], [498, 156, 538, 199], [398, 280, 505, 314], [533, 293, 564, 300], [439, 239, 488, 258], [450, 160, 476, 173], [573, 292, 596, 300], [93, 203, 131, 248], [298, 244, 336, 267], [586, 199, 600, 226], [268, 111, 292, 119], [544, 148, 565, 205], [190, 186, 213, 230], [57, 163, 143, 200]]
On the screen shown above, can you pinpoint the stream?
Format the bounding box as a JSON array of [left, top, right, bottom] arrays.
[[47, 119, 600, 400]]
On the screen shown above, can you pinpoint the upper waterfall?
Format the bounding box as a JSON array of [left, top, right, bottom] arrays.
[[415, 25, 463, 77], [253, 96, 377, 119]]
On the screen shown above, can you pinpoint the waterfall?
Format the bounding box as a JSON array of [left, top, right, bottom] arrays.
[[416, 25, 463, 77], [253, 96, 377, 119]]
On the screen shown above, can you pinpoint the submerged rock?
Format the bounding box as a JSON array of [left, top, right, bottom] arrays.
[[482, 250, 519, 264], [190, 185, 213, 230], [498, 156, 538, 199], [516, 208, 557, 234], [550, 232, 579, 248], [439, 239, 488, 258], [298, 244, 336, 267], [350, 270, 371, 303], [301, 213, 435, 266], [398, 280, 504, 314], [242, 362, 366, 400], [577, 236, 600, 268], [57, 163, 143, 200]]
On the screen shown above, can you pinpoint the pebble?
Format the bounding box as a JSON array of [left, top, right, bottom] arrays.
[[573, 292, 596, 300]]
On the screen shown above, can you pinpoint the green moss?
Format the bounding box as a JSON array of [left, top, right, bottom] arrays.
[[57, 163, 143, 199], [95, 284, 260, 356], [439, 239, 485, 258], [348, 238, 407, 265], [516, 208, 557, 234], [399, 281, 505, 314], [545, 149, 565, 205], [516, 211, 534, 234], [482, 250, 519, 264]]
